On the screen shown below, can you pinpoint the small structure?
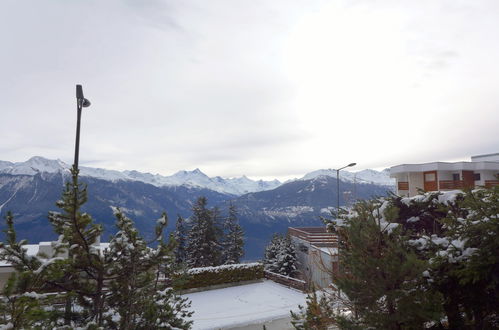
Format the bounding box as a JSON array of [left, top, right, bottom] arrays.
[[0, 239, 109, 290], [390, 153, 499, 197], [288, 227, 338, 289]]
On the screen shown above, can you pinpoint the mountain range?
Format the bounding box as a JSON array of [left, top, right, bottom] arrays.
[[0, 156, 395, 259]]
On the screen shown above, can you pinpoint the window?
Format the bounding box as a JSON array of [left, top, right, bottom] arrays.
[[474, 173, 481, 181], [452, 173, 460, 181], [425, 173, 436, 182]]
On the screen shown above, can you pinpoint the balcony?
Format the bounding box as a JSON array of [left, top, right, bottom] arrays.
[[439, 180, 464, 190], [485, 180, 499, 188], [397, 181, 409, 190]]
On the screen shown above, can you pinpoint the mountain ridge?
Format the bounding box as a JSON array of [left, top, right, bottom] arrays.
[[0, 156, 394, 196]]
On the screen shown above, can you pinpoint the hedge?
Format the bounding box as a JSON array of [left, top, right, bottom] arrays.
[[178, 262, 264, 290]]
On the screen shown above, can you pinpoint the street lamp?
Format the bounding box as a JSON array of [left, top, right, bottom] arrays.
[[335, 162, 356, 219], [74, 85, 91, 170]]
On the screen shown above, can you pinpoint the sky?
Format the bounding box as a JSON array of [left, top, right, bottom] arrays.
[[1, 0, 498, 181]]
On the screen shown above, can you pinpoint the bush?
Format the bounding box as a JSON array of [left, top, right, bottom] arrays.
[[179, 263, 263, 289]]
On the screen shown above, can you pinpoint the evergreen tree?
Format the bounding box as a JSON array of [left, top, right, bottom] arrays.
[[185, 197, 220, 267], [221, 203, 244, 264], [105, 210, 192, 329], [0, 166, 193, 329], [174, 215, 188, 264], [296, 186, 499, 329], [0, 212, 55, 328], [263, 234, 283, 273], [276, 236, 297, 277], [47, 165, 108, 326], [264, 234, 297, 277], [291, 290, 335, 330]]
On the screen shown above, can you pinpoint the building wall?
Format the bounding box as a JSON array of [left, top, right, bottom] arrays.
[[0, 267, 14, 290], [408, 172, 424, 196], [308, 247, 334, 289], [289, 236, 335, 289]]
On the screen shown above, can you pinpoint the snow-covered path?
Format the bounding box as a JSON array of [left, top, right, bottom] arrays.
[[184, 280, 307, 330]]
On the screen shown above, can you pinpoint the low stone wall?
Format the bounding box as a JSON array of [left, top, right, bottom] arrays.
[[264, 271, 307, 292]]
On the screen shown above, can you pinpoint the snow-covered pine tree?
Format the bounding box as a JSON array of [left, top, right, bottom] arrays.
[[47, 165, 108, 326], [211, 206, 225, 265], [0, 166, 194, 329], [221, 203, 244, 264], [185, 197, 220, 267], [0, 211, 54, 328], [263, 234, 284, 273], [174, 215, 188, 264], [276, 236, 297, 277], [105, 209, 192, 329]]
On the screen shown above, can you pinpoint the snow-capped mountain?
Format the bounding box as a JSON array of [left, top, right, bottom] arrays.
[[301, 168, 394, 186], [0, 157, 281, 196]]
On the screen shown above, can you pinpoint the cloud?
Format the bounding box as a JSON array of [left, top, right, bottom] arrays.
[[1, 0, 498, 180]]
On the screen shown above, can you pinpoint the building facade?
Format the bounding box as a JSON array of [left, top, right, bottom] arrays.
[[390, 153, 499, 197], [288, 227, 338, 289]]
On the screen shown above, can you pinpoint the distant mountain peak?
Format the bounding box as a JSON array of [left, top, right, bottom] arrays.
[[0, 156, 281, 196], [301, 168, 395, 186]]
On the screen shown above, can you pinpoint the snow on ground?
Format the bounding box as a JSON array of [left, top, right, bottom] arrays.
[[184, 280, 306, 330]]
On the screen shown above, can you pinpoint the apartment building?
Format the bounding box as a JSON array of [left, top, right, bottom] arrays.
[[390, 153, 499, 197]]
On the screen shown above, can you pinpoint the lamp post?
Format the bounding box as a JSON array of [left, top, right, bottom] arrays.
[[335, 163, 356, 219], [74, 84, 91, 170], [333, 162, 356, 313]]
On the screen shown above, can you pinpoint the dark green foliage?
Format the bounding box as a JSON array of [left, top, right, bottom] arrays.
[[221, 203, 244, 264], [174, 215, 188, 264], [0, 166, 193, 329], [186, 197, 221, 268], [105, 210, 192, 329], [179, 263, 263, 290], [296, 186, 499, 329], [263, 234, 297, 277], [291, 290, 335, 330]]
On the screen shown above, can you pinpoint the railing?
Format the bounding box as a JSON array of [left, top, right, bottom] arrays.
[[264, 271, 307, 292], [397, 181, 409, 190], [439, 180, 464, 190], [288, 228, 338, 246], [485, 180, 499, 188]]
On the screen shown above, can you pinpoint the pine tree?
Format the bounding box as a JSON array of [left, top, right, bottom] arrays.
[[291, 290, 335, 330], [105, 210, 192, 329], [185, 197, 220, 267], [221, 203, 244, 264], [174, 215, 188, 264], [276, 236, 297, 277], [47, 165, 108, 326], [0, 166, 194, 329], [263, 234, 283, 273], [0, 212, 54, 328]]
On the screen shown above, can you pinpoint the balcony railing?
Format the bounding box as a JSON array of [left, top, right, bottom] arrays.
[[485, 180, 499, 188], [439, 180, 464, 190], [398, 181, 409, 190]]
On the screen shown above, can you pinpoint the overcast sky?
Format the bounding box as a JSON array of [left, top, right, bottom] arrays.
[[1, 0, 498, 180]]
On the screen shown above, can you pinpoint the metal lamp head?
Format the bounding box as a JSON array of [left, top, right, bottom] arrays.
[[76, 84, 91, 108], [348, 163, 357, 167]]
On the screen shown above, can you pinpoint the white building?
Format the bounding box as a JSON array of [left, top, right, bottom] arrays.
[[288, 227, 338, 289], [390, 153, 499, 197], [0, 240, 109, 290]]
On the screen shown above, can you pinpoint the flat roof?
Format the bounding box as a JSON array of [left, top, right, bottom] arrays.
[[184, 280, 306, 329], [390, 161, 499, 176]]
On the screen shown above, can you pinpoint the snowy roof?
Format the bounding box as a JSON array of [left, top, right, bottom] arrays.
[[184, 280, 306, 329]]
